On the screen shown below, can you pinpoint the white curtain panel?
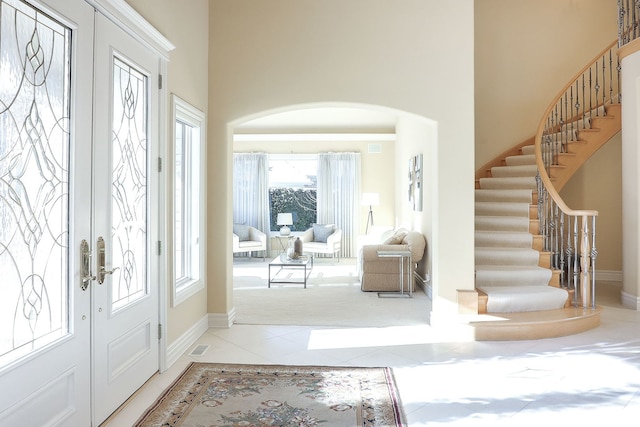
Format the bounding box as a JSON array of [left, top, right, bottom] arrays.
[[233, 153, 270, 249], [317, 153, 361, 257]]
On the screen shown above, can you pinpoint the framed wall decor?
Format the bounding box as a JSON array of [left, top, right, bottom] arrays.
[[408, 154, 423, 211]]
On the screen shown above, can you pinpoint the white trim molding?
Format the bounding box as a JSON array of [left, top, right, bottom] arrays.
[[165, 315, 209, 369], [596, 270, 623, 282], [208, 309, 236, 329], [86, 0, 175, 59], [621, 291, 640, 311]]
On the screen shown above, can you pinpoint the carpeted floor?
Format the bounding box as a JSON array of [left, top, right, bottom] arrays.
[[134, 362, 407, 427], [232, 257, 431, 328]]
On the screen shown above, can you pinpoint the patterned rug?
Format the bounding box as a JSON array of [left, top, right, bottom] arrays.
[[135, 363, 406, 427]]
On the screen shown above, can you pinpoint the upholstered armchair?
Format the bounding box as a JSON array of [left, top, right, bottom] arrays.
[[233, 224, 267, 260], [359, 229, 426, 292], [300, 224, 342, 261]]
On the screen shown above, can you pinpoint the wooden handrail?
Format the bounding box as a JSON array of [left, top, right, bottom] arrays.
[[533, 38, 619, 218]]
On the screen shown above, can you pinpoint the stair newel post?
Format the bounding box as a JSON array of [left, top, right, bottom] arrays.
[[572, 216, 580, 306], [580, 216, 591, 309], [590, 216, 598, 309]]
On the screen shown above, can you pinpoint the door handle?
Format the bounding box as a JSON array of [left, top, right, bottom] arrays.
[[97, 236, 120, 284], [81, 239, 96, 290]]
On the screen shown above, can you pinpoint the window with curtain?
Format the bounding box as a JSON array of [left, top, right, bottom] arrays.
[[268, 155, 317, 232], [233, 153, 270, 237], [317, 153, 361, 257]]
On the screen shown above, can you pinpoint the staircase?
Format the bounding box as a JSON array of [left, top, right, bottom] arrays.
[[470, 40, 621, 340]]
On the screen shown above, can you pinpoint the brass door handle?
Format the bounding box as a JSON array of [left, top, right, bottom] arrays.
[[97, 236, 119, 284]]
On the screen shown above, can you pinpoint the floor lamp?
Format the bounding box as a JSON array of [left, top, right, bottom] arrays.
[[361, 193, 379, 234]]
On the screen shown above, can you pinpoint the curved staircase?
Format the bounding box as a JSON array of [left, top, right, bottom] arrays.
[[469, 40, 621, 340]]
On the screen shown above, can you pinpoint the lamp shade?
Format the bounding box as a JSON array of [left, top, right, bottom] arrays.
[[361, 193, 380, 206], [277, 213, 293, 225]]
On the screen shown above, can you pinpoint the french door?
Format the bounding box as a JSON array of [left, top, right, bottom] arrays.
[[0, 1, 161, 425], [91, 11, 160, 424]]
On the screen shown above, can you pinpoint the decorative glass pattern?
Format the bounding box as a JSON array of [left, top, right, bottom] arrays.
[[111, 57, 148, 311], [0, 0, 71, 366]]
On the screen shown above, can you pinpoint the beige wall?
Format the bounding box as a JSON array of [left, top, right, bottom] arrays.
[[126, 0, 209, 343], [475, 0, 618, 166], [233, 139, 396, 233], [561, 134, 622, 272], [475, 0, 622, 272], [211, 0, 475, 322]]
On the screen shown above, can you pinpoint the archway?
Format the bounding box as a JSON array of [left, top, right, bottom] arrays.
[[228, 103, 438, 326]]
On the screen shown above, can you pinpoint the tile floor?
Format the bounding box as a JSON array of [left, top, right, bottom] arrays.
[[104, 280, 640, 426]]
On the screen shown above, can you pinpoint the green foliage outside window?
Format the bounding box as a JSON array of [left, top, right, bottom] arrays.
[[269, 188, 317, 232]]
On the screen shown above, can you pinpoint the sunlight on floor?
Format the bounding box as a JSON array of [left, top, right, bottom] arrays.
[[394, 350, 640, 423], [307, 324, 476, 350]]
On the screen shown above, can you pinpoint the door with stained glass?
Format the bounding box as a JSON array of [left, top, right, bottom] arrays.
[[91, 12, 160, 424], [0, 0, 93, 425]]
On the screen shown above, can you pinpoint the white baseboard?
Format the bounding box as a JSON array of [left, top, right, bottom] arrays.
[[208, 307, 236, 328], [621, 290, 640, 310], [596, 270, 622, 282], [165, 314, 209, 369]]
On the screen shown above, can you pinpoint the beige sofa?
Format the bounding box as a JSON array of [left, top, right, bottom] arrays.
[[359, 229, 426, 292], [233, 224, 267, 259], [300, 224, 342, 260]]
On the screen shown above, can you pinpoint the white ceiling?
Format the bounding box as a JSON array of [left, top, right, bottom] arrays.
[[234, 107, 398, 134]]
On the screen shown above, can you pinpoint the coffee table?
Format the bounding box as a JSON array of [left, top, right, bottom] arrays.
[[268, 255, 314, 288]]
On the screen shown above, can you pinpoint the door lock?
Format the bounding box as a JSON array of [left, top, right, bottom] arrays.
[[97, 236, 120, 284]]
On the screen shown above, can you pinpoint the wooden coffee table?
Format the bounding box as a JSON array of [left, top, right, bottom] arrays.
[[268, 255, 313, 288]]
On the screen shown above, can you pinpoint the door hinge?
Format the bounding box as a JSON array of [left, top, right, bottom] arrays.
[[157, 241, 162, 255], [158, 74, 163, 90], [158, 157, 162, 172], [158, 323, 162, 339]]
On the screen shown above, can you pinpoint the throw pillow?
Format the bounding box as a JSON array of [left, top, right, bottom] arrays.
[[383, 229, 407, 245], [383, 234, 404, 245], [313, 223, 335, 243], [233, 223, 250, 241]]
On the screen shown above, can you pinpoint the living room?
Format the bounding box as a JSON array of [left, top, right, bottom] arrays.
[[231, 105, 435, 322]]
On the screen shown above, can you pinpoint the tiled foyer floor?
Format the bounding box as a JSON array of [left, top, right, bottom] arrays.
[[104, 280, 640, 426]]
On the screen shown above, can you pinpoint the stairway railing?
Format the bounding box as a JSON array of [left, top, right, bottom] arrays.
[[618, 0, 640, 47], [534, 39, 620, 310]]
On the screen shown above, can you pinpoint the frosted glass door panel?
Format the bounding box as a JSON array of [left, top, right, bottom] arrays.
[[0, 0, 71, 366], [110, 57, 148, 312]]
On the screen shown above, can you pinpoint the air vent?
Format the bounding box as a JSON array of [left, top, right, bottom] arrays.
[[189, 344, 210, 356], [368, 143, 382, 153]]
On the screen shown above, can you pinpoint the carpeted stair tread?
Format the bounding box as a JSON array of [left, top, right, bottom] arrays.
[[476, 216, 530, 232], [478, 176, 537, 190], [478, 285, 569, 313], [490, 164, 538, 178], [505, 154, 536, 166], [475, 265, 552, 287], [475, 231, 533, 248], [475, 247, 540, 266], [520, 144, 561, 156], [475, 189, 533, 203], [475, 202, 530, 217]]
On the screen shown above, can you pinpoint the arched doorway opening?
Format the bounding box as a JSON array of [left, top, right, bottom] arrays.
[[228, 103, 438, 326]]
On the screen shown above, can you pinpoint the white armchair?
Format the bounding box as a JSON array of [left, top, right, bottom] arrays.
[[300, 224, 342, 261], [233, 224, 267, 260]]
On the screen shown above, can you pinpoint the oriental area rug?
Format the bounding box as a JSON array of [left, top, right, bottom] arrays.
[[134, 362, 407, 427]]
